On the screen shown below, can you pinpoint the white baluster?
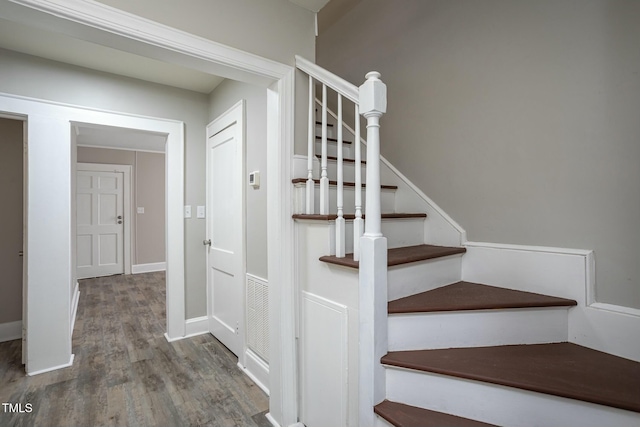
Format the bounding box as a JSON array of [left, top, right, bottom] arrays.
[[335, 94, 345, 257], [353, 104, 363, 261], [306, 75, 315, 214], [320, 84, 329, 215], [358, 71, 387, 427]]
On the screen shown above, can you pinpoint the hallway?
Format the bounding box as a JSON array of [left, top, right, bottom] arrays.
[[0, 272, 269, 427]]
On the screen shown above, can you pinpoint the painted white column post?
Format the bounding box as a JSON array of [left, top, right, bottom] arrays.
[[306, 75, 315, 214], [353, 104, 363, 261], [319, 84, 329, 214], [358, 71, 387, 427], [335, 94, 345, 257]]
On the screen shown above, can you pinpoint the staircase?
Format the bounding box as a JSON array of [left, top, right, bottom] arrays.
[[293, 57, 640, 427]]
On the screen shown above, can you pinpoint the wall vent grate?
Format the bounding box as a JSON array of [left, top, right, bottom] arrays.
[[247, 274, 269, 362]]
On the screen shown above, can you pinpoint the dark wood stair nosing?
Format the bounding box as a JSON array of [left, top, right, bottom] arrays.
[[381, 343, 640, 414], [315, 121, 334, 127], [292, 178, 397, 190], [315, 154, 366, 164], [315, 135, 353, 144], [387, 281, 577, 314], [319, 244, 467, 269], [293, 213, 426, 221], [374, 400, 497, 427]]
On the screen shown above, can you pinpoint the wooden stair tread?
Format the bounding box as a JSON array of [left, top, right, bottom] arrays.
[[293, 213, 426, 221], [292, 178, 397, 189], [388, 281, 577, 314], [315, 154, 366, 164], [315, 121, 334, 126], [315, 135, 352, 144], [375, 400, 496, 427], [382, 343, 640, 413], [320, 244, 466, 269]]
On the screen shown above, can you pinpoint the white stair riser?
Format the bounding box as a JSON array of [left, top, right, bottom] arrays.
[[315, 123, 335, 139], [385, 368, 640, 427], [374, 415, 394, 427], [324, 159, 367, 184], [388, 307, 569, 351], [316, 140, 351, 158], [293, 183, 396, 215], [388, 256, 462, 301], [345, 219, 425, 253]]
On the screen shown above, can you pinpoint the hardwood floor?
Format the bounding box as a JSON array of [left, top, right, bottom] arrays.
[[0, 272, 270, 427]]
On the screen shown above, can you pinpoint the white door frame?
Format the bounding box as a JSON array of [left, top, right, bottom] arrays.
[[4, 1, 297, 425], [76, 162, 133, 277], [206, 100, 247, 363]]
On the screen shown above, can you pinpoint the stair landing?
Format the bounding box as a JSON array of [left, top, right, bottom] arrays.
[[388, 281, 577, 314], [382, 342, 640, 413]]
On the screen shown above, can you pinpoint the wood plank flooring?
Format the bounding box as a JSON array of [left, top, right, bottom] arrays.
[[0, 272, 269, 427]]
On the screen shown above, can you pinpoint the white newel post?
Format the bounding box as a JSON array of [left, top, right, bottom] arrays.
[[358, 71, 387, 427]]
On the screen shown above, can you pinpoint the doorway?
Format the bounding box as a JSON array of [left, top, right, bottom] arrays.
[[206, 101, 246, 358], [76, 162, 132, 279], [0, 117, 25, 351]]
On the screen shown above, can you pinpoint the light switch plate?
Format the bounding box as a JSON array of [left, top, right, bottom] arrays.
[[184, 205, 192, 218], [137, 207, 145, 214], [197, 205, 205, 218]]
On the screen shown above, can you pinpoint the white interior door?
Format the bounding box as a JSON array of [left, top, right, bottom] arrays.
[[76, 164, 129, 279], [206, 102, 245, 357]]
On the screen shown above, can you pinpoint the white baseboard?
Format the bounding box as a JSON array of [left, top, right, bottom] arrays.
[[0, 320, 22, 343], [265, 413, 281, 427], [185, 316, 209, 338], [132, 262, 166, 274], [240, 349, 270, 395], [163, 316, 209, 342], [28, 353, 74, 376], [70, 281, 80, 335]]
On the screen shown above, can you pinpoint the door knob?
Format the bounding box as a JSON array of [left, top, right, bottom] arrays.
[[203, 239, 211, 246], [117, 220, 123, 224], [117, 215, 123, 219]]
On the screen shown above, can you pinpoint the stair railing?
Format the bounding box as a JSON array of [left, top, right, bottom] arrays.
[[296, 56, 388, 427], [296, 55, 380, 260]]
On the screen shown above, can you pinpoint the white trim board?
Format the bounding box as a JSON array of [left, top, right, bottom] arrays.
[[28, 354, 75, 376], [240, 349, 270, 396], [185, 316, 209, 338], [132, 262, 166, 274], [70, 281, 80, 336], [462, 241, 640, 362], [0, 321, 22, 343]]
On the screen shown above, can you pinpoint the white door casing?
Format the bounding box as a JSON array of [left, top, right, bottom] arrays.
[[76, 163, 131, 279], [206, 100, 246, 359]]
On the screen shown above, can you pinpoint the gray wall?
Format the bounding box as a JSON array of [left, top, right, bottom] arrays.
[[0, 118, 23, 324], [0, 48, 210, 318], [317, 0, 640, 308], [208, 80, 268, 280], [77, 147, 166, 265]]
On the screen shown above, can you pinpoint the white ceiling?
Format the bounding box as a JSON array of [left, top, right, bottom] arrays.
[[0, 0, 332, 95], [0, 17, 225, 94]]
